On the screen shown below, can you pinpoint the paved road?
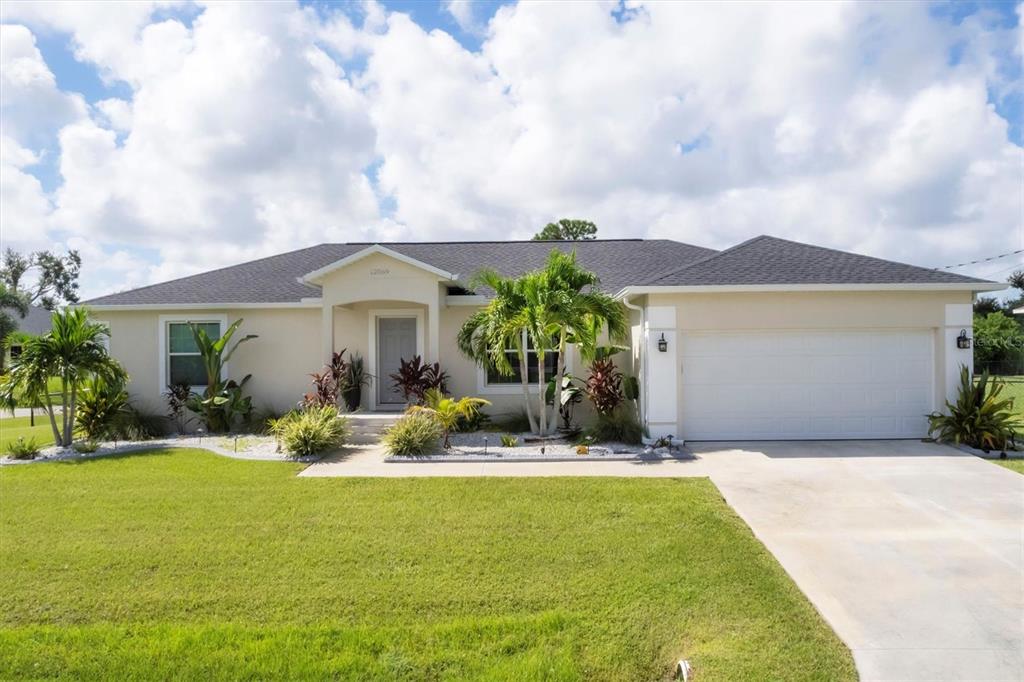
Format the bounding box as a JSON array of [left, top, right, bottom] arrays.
[[301, 440, 1024, 680]]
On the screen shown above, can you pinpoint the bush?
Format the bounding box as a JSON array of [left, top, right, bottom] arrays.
[[389, 355, 449, 404], [269, 406, 349, 458], [73, 440, 100, 454], [585, 358, 624, 416], [586, 408, 644, 445], [500, 434, 518, 447], [6, 437, 40, 460], [928, 367, 1021, 452], [76, 376, 129, 441], [382, 412, 442, 456], [109, 405, 167, 441]]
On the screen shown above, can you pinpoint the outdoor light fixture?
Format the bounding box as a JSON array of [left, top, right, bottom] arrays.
[[657, 333, 668, 352], [956, 329, 971, 349]]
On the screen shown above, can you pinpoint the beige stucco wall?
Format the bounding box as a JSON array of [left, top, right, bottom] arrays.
[[644, 290, 974, 436], [99, 307, 320, 416]]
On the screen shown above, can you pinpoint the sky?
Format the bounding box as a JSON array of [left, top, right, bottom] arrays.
[[0, 0, 1021, 300]]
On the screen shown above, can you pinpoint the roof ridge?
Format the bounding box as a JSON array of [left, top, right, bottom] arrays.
[[642, 235, 768, 285], [747, 235, 994, 282]]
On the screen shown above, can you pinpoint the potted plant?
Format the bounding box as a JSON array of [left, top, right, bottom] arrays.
[[341, 353, 372, 412]]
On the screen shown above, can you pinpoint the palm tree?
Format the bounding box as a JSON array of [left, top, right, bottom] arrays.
[[0, 307, 125, 447], [409, 388, 490, 448], [457, 250, 629, 436], [529, 250, 628, 435], [457, 270, 540, 433]]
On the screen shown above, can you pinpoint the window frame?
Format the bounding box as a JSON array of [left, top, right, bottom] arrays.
[[476, 330, 571, 396], [157, 314, 227, 392]]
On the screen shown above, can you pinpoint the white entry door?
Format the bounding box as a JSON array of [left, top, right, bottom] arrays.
[[679, 329, 934, 440], [377, 317, 418, 405]]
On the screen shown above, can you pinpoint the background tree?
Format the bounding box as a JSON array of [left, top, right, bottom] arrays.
[[1, 248, 82, 310], [0, 283, 30, 370], [532, 219, 597, 241]]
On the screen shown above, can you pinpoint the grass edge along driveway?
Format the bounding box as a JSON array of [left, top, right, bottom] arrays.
[[0, 448, 855, 681]]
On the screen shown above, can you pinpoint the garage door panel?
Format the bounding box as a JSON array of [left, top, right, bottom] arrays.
[[680, 330, 934, 440]]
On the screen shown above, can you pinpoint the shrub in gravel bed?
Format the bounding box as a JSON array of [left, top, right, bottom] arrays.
[[6, 437, 40, 460], [269, 406, 349, 458], [383, 412, 442, 456]]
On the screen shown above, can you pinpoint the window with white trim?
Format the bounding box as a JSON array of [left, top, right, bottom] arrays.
[[485, 333, 559, 385], [166, 321, 220, 387]]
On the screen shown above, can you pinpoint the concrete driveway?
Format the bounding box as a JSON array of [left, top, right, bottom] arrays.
[[302, 440, 1023, 680], [692, 441, 1024, 681]]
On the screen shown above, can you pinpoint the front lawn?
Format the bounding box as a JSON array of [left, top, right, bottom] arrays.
[[0, 449, 855, 680], [0, 415, 56, 451], [994, 458, 1024, 474]]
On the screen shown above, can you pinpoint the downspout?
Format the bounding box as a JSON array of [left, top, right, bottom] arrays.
[[621, 294, 647, 438]]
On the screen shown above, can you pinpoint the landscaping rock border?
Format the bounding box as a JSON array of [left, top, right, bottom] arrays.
[[0, 435, 320, 466]]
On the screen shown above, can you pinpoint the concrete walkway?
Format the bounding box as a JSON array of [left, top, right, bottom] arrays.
[[300, 440, 1024, 681]]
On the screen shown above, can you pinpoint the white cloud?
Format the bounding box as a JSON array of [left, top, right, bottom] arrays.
[[0, 0, 1021, 298], [443, 0, 480, 35]]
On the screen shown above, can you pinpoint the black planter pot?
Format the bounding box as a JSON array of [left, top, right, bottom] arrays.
[[342, 387, 361, 412]]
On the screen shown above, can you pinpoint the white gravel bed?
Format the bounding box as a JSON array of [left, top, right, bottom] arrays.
[[385, 431, 690, 462], [0, 435, 319, 466]]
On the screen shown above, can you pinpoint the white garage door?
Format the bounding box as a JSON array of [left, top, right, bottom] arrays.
[[680, 330, 934, 440]]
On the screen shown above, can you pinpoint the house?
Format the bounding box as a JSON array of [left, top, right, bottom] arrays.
[[81, 235, 1003, 441], [5, 304, 53, 362]]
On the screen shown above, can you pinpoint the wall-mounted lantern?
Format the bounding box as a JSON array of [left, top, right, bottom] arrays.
[[956, 329, 971, 349], [657, 333, 668, 352]]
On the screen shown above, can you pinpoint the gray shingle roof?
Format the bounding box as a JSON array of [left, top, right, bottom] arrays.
[[82, 239, 717, 305], [82, 235, 994, 307], [12, 305, 52, 336], [639, 235, 992, 287]]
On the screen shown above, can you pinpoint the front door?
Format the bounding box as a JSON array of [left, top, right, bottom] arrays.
[[377, 317, 417, 406]]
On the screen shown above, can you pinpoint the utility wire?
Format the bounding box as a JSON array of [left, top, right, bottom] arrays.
[[934, 248, 1024, 270]]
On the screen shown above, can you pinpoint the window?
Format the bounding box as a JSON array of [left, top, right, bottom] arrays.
[[485, 333, 559, 385], [167, 321, 220, 387]]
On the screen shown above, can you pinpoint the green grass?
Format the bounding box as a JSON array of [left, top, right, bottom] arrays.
[[9, 376, 62, 407], [992, 376, 1024, 416], [993, 459, 1024, 474], [0, 449, 856, 680], [0, 415, 55, 452]]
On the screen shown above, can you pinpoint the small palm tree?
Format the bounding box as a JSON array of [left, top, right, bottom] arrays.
[[409, 388, 490, 449], [0, 307, 125, 447]]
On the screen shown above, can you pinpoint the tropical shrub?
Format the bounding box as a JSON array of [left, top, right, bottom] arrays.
[[408, 388, 490, 448], [182, 319, 257, 433], [6, 436, 40, 459], [454, 408, 490, 433], [928, 367, 1020, 452], [546, 373, 582, 430], [165, 382, 192, 433], [303, 369, 338, 409], [75, 375, 129, 441], [500, 434, 518, 447], [389, 355, 448, 403], [269, 406, 349, 458], [73, 440, 100, 453], [108, 405, 166, 441], [382, 412, 442, 456], [584, 358, 624, 416], [586, 408, 644, 445]]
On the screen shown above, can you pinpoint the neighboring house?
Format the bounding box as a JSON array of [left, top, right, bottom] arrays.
[[81, 236, 1003, 441], [5, 304, 53, 362]]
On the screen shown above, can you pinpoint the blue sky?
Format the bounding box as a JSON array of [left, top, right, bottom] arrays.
[[2, 1, 1021, 298]]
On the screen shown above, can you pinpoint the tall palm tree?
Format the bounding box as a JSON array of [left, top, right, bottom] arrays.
[[457, 270, 540, 433], [457, 250, 629, 436], [0, 307, 125, 447], [532, 250, 629, 435]]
